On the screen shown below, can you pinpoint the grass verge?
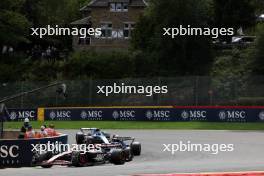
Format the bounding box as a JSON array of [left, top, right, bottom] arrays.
[[4, 121, 264, 130]]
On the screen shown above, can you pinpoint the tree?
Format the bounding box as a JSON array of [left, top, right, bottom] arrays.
[[251, 24, 264, 75], [131, 0, 214, 76], [21, 0, 90, 49], [254, 0, 264, 14], [213, 0, 256, 30], [0, 0, 29, 46], [22, 0, 89, 25]]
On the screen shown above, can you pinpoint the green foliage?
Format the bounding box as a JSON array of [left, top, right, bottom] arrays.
[[0, 51, 142, 81], [23, 60, 62, 81], [0, 0, 30, 45], [0, 0, 263, 82], [23, 0, 87, 25], [211, 48, 253, 99], [253, 0, 264, 14], [131, 0, 214, 76], [213, 0, 256, 29], [211, 49, 253, 77], [63, 51, 135, 79], [0, 54, 31, 82], [0, 0, 90, 48], [22, 0, 88, 49], [252, 24, 264, 74]]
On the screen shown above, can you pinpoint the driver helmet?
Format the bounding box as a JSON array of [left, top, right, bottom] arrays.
[[24, 118, 29, 123], [113, 134, 119, 138]]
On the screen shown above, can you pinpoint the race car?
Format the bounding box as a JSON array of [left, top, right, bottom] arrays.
[[75, 128, 141, 160], [32, 145, 128, 168]]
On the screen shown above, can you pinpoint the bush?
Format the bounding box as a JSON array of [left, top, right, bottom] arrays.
[[62, 51, 135, 79]]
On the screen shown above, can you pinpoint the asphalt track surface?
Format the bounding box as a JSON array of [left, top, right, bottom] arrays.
[[1, 130, 264, 176]]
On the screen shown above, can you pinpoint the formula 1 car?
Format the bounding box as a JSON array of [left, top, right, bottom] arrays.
[[32, 145, 127, 168], [75, 128, 141, 160]]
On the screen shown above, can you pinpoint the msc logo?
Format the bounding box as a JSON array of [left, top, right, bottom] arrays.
[[49, 111, 56, 120], [181, 110, 206, 119], [181, 111, 189, 119], [146, 111, 153, 120], [9, 112, 17, 120], [0, 145, 19, 158], [112, 110, 135, 120], [49, 110, 71, 120], [145, 110, 170, 120], [112, 111, 119, 119], [259, 111, 264, 121], [219, 111, 246, 120], [219, 111, 226, 120], [80, 110, 103, 119], [9, 110, 35, 120]]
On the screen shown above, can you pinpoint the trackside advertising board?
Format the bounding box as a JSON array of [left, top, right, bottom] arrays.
[[5, 109, 37, 121], [0, 134, 68, 167], [42, 106, 264, 122], [3, 107, 264, 122]]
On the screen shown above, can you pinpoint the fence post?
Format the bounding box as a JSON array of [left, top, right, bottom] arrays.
[[157, 77, 161, 105], [0, 113, 3, 138], [194, 76, 199, 106], [89, 78, 93, 105], [20, 82, 24, 108]]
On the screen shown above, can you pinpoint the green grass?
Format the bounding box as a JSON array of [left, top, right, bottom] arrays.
[[4, 121, 264, 130]]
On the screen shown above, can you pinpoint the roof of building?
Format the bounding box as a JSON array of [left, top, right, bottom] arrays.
[[80, 0, 148, 11], [71, 16, 91, 25]]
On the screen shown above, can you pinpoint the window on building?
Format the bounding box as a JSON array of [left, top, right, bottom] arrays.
[[110, 2, 128, 12], [78, 37, 91, 45], [101, 22, 112, 38], [123, 22, 135, 38], [111, 29, 124, 38], [116, 3, 122, 11], [110, 3, 116, 11], [123, 3, 128, 11]]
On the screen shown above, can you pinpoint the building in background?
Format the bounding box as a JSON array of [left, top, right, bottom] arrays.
[[71, 0, 148, 51]]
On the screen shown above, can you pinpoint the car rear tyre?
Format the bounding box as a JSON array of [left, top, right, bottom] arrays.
[[76, 132, 84, 144], [41, 164, 53, 168], [33, 151, 53, 165], [110, 149, 126, 165], [131, 142, 141, 156], [71, 152, 81, 167], [124, 147, 134, 162]]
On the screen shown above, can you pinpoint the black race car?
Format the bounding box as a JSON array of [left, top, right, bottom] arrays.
[[32, 128, 141, 168], [76, 128, 141, 159], [32, 145, 127, 168]]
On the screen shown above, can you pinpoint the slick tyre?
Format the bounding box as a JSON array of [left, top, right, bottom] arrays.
[[131, 142, 141, 156], [71, 152, 81, 167], [110, 149, 126, 165], [124, 147, 134, 162], [76, 132, 85, 144]]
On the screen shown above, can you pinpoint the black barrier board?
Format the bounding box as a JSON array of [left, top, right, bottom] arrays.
[[5, 109, 37, 121], [44, 108, 179, 121], [0, 134, 68, 167], [43, 107, 264, 122]]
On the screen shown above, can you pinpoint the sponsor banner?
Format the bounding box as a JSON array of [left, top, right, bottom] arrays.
[[0, 134, 68, 167], [178, 107, 264, 122], [6, 109, 37, 121], [43, 107, 264, 122], [44, 108, 177, 121]]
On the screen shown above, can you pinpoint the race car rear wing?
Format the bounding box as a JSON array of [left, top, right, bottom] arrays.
[[80, 128, 98, 133], [100, 143, 122, 148], [113, 136, 135, 142]]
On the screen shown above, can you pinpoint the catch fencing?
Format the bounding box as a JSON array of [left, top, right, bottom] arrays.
[[0, 77, 264, 108]]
